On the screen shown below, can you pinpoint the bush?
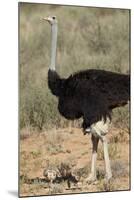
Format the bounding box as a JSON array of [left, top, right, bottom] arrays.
[[19, 3, 130, 131]]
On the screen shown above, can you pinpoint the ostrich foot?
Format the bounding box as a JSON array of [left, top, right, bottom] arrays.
[[104, 174, 113, 184], [85, 174, 97, 184]]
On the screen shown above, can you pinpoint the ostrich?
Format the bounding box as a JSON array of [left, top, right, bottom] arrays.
[[43, 169, 58, 192], [43, 16, 130, 183]]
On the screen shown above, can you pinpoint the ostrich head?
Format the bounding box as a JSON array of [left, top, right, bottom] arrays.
[[43, 16, 58, 25]]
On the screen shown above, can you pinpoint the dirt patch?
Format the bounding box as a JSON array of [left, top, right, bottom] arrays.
[[19, 127, 130, 197]]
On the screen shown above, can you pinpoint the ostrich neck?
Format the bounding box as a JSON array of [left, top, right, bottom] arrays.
[[50, 23, 58, 71]]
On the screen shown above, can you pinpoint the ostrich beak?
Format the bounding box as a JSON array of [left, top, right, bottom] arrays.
[[43, 17, 48, 21], [41, 17, 50, 22]]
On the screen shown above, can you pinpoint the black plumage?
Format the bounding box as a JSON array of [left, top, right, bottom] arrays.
[[48, 69, 130, 131]]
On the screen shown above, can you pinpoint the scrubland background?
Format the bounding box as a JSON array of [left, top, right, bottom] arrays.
[[19, 3, 130, 132], [19, 3, 130, 197]]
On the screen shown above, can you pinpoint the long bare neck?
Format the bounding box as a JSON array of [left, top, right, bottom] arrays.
[[49, 23, 58, 71]]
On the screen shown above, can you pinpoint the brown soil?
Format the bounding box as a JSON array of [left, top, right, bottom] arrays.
[[19, 127, 130, 197]]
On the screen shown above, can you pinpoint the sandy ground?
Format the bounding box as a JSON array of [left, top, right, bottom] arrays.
[[19, 127, 130, 197]]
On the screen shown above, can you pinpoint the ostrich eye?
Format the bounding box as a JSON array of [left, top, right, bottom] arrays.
[[52, 16, 56, 20]]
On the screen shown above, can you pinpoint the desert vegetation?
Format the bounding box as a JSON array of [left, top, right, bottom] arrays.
[[20, 3, 130, 131], [19, 3, 130, 197]]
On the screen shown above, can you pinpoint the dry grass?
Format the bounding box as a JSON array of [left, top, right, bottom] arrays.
[[19, 127, 130, 197], [97, 179, 116, 192], [46, 130, 66, 154], [98, 143, 119, 160], [19, 3, 130, 131]]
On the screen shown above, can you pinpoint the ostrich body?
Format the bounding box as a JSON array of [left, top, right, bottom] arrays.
[[43, 16, 130, 183]]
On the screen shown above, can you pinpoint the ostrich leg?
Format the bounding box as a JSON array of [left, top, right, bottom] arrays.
[[101, 135, 112, 181], [91, 118, 112, 181], [86, 135, 99, 183]]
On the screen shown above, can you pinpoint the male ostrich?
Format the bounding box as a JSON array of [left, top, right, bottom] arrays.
[[43, 16, 130, 183]]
